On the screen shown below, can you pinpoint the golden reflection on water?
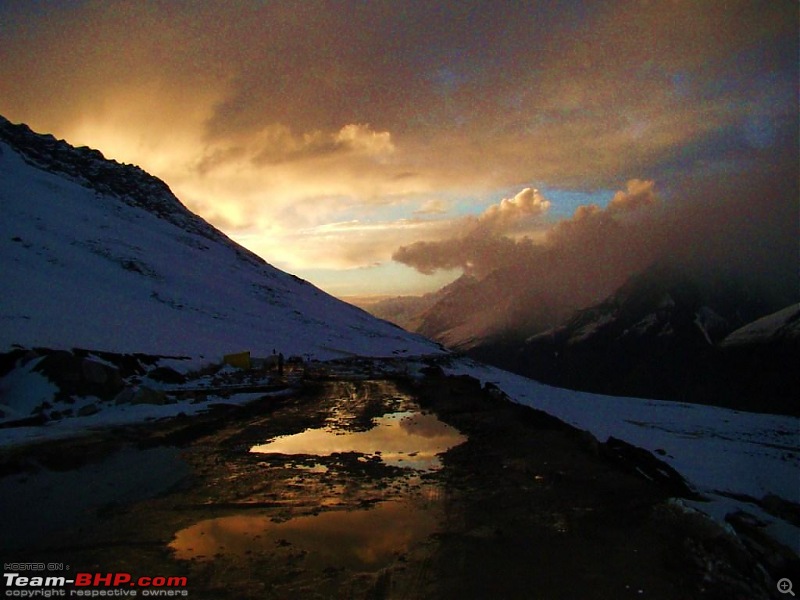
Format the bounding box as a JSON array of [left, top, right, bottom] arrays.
[[250, 411, 466, 471], [170, 500, 439, 570]]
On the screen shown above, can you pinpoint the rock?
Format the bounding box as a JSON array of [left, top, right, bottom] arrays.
[[146, 366, 186, 384], [34, 351, 82, 389], [0, 348, 28, 378], [131, 386, 170, 405], [81, 358, 110, 384], [113, 387, 136, 405], [81, 358, 124, 396], [601, 436, 697, 498], [19, 350, 41, 367], [726, 510, 800, 576], [483, 382, 510, 402], [577, 430, 600, 456], [420, 364, 445, 378], [32, 351, 123, 400], [760, 494, 800, 526]]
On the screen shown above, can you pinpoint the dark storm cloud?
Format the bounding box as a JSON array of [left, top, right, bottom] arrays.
[[395, 145, 799, 319], [2, 1, 795, 188], [394, 181, 657, 274]]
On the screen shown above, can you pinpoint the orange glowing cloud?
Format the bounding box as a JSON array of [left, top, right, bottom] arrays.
[[0, 1, 795, 295]]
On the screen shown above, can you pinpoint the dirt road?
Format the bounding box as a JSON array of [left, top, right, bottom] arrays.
[[0, 364, 782, 598]]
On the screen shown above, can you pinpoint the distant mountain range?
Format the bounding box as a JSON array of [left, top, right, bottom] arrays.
[[364, 254, 799, 415], [470, 265, 799, 415], [0, 115, 440, 361], [367, 269, 571, 350]]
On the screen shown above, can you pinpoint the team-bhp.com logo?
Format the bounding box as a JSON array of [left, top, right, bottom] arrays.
[[4, 571, 188, 597]]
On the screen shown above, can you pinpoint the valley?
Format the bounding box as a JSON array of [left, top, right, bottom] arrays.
[[1, 111, 797, 600]]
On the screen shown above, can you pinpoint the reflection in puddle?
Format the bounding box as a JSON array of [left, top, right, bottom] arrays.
[[170, 501, 439, 571], [251, 411, 466, 471], [286, 462, 329, 473]]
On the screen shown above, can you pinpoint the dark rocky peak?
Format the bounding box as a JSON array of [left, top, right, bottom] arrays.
[[575, 262, 782, 343]]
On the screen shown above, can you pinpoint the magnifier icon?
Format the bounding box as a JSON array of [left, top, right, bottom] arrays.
[[778, 578, 795, 596]]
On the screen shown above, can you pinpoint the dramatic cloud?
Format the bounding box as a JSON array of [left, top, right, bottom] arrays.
[[607, 179, 657, 214], [0, 1, 796, 296], [413, 199, 450, 216], [395, 148, 798, 334], [3, 1, 794, 190], [394, 181, 654, 277], [393, 187, 552, 276], [477, 188, 550, 233], [201, 123, 396, 170], [261, 219, 451, 272]]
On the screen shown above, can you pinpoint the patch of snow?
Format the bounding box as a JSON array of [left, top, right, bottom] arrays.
[[442, 358, 800, 554], [154, 356, 215, 375], [0, 356, 57, 420], [0, 386, 293, 448], [625, 312, 661, 337], [722, 303, 800, 347], [567, 312, 616, 344], [683, 493, 800, 556], [694, 305, 728, 345]]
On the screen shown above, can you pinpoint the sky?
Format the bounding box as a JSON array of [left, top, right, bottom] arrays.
[[0, 0, 797, 298]]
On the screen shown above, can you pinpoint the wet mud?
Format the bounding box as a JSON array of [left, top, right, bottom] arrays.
[[0, 365, 781, 599]]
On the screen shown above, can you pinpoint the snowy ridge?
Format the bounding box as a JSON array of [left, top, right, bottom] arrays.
[[444, 358, 800, 555], [722, 303, 800, 348], [0, 118, 442, 360], [0, 116, 224, 246]]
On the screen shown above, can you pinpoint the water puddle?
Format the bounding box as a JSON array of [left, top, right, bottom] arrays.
[[250, 410, 466, 471], [0, 445, 189, 550], [170, 383, 463, 576], [170, 500, 439, 571]]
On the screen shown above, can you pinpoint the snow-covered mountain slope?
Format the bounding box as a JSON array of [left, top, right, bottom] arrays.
[[722, 303, 800, 348], [411, 268, 569, 350], [359, 274, 478, 335], [0, 116, 441, 360], [470, 264, 799, 414]]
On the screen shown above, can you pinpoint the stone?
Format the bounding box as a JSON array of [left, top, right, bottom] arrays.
[[81, 358, 110, 384], [146, 366, 186, 384], [114, 387, 136, 405], [131, 386, 169, 405], [81, 358, 124, 397]]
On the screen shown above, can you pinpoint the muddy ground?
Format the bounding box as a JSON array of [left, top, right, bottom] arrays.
[[0, 362, 786, 599]]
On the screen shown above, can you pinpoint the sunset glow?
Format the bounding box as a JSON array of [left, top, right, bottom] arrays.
[[1, 1, 796, 297]]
